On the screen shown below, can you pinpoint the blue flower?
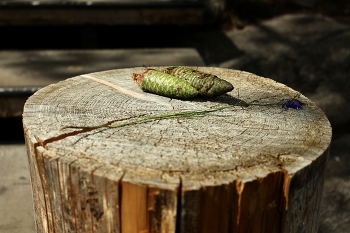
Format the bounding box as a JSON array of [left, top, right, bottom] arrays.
[[282, 100, 303, 110]]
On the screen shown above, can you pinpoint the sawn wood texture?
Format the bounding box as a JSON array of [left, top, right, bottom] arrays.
[[22, 67, 332, 233]]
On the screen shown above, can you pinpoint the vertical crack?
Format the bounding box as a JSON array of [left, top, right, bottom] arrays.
[[175, 177, 183, 233], [118, 171, 126, 232]]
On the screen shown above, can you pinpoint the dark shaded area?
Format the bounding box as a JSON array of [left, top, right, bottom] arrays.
[[0, 117, 25, 143], [223, 0, 350, 29], [0, 25, 242, 65], [318, 134, 350, 233], [0, 1, 202, 8], [1, 25, 183, 49], [0, 87, 41, 96]]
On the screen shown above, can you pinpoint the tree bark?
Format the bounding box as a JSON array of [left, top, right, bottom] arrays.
[[22, 67, 332, 233]]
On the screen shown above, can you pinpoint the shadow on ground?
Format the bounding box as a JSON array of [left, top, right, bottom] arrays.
[[220, 14, 350, 138]]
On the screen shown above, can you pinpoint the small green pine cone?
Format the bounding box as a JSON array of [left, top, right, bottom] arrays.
[[132, 69, 198, 99], [165, 67, 234, 97]]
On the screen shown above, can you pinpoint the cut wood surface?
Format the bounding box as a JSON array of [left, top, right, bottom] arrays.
[[22, 67, 332, 233]]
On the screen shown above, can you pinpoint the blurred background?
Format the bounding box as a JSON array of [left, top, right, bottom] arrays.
[[0, 0, 349, 232]]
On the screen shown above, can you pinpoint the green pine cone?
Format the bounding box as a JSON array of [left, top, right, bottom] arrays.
[[132, 69, 198, 99], [165, 67, 234, 97]]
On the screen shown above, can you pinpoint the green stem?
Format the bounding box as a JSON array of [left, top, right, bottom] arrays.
[[63, 106, 231, 131], [63, 100, 283, 131]]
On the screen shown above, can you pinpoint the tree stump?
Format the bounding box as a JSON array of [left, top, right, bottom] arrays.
[[22, 67, 332, 233]]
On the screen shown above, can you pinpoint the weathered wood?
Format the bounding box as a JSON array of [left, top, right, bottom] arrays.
[[0, 49, 204, 88], [0, 49, 204, 117], [22, 67, 332, 233]]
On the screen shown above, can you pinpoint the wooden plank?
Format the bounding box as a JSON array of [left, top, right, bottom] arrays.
[[0, 49, 204, 88], [0, 49, 204, 117]]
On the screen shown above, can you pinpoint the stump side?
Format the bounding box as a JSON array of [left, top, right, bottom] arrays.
[[23, 67, 332, 233]]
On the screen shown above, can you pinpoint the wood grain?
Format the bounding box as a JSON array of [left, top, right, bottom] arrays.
[[23, 67, 332, 232]]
